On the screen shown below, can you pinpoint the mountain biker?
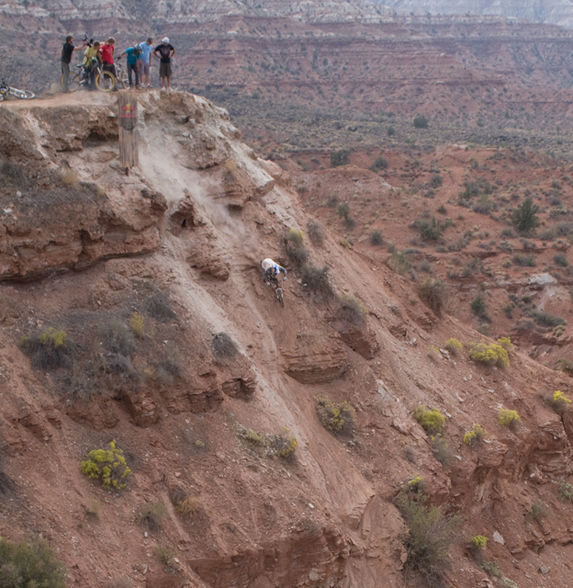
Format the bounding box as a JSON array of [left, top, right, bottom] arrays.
[[261, 258, 287, 286], [153, 37, 175, 91], [60, 34, 86, 92], [137, 38, 154, 88], [100, 37, 116, 80], [118, 44, 142, 88], [83, 41, 102, 90]]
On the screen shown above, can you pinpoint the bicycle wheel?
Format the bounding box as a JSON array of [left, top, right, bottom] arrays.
[[96, 70, 115, 92], [276, 287, 284, 307], [9, 87, 35, 99], [61, 71, 83, 92]]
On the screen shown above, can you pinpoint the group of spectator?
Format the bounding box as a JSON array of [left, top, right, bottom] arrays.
[[60, 35, 175, 92]]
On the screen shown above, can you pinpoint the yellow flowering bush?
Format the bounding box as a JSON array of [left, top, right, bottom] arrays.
[[80, 440, 132, 490]]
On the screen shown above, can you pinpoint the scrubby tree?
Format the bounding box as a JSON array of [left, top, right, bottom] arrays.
[[512, 197, 539, 235]]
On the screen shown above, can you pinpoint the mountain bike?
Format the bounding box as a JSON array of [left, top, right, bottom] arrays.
[[265, 273, 285, 307], [112, 62, 130, 89], [60, 64, 114, 92], [275, 286, 284, 307], [0, 79, 35, 100]]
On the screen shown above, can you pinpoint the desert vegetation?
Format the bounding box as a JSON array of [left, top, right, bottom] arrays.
[[80, 440, 132, 490]]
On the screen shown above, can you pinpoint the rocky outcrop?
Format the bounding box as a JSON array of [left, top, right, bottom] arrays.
[[190, 525, 348, 587], [282, 331, 349, 384]]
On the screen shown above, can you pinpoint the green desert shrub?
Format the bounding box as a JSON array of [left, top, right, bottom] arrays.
[[530, 311, 565, 329], [558, 480, 573, 502], [307, 220, 324, 246], [238, 427, 298, 460], [427, 345, 441, 362], [431, 435, 452, 466], [300, 264, 333, 299], [19, 327, 72, 370], [338, 295, 366, 324], [316, 397, 356, 436], [549, 390, 572, 412], [174, 496, 203, 520], [558, 358, 573, 376], [482, 560, 503, 578], [463, 424, 487, 446], [395, 488, 459, 582], [283, 228, 308, 267], [370, 156, 388, 171], [498, 409, 520, 428], [154, 545, 178, 571], [144, 290, 177, 322], [137, 502, 168, 532], [100, 321, 135, 356], [469, 343, 509, 368], [512, 197, 539, 235], [0, 537, 66, 588], [413, 115, 429, 129], [369, 230, 384, 246], [80, 440, 132, 491], [416, 278, 446, 315], [525, 500, 549, 522], [330, 149, 350, 167], [267, 433, 298, 460], [471, 535, 488, 549], [386, 250, 411, 275], [470, 295, 490, 322], [512, 253, 536, 267], [336, 202, 350, 219], [445, 338, 463, 355], [417, 217, 443, 241], [413, 407, 446, 436], [496, 336, 514, 352], [238, 427, 267, 447], [128, 311, 145, 338]]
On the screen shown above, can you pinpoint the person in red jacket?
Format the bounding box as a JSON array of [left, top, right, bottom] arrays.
[[100, 37, 116, 79]]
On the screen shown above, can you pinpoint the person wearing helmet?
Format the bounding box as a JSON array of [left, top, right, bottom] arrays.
[[261, 258, 288, 285], [153, 37, 175, 91]]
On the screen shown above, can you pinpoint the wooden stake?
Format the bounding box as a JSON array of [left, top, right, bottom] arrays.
[[119, 92, 138, 172]]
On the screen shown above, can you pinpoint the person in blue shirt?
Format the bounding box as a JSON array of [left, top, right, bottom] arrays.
[[137, 38, 154, 88], [118, 44, 142, 88]]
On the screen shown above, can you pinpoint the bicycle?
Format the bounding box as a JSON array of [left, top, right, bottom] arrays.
[[276, 286, 284, 307], [112, 62, 130, 89], [0, 79, 35, 101], [60, 63, 115, 92], [265, 273, 285, 307]]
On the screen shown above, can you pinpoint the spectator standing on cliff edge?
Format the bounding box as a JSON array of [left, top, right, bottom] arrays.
[[60, 34, 86, 92], [138, 38, 154, 88], [118, 44, 142, 88], [100, 38, 117, 80], [154, 37, 175, 91]]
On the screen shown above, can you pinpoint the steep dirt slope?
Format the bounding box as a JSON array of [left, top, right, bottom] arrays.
[[1, 92, 573, 588], [290, 143, 573, 372]]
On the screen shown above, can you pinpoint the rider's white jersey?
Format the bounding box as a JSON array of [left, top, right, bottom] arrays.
[[261, 258, 286, 276]]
